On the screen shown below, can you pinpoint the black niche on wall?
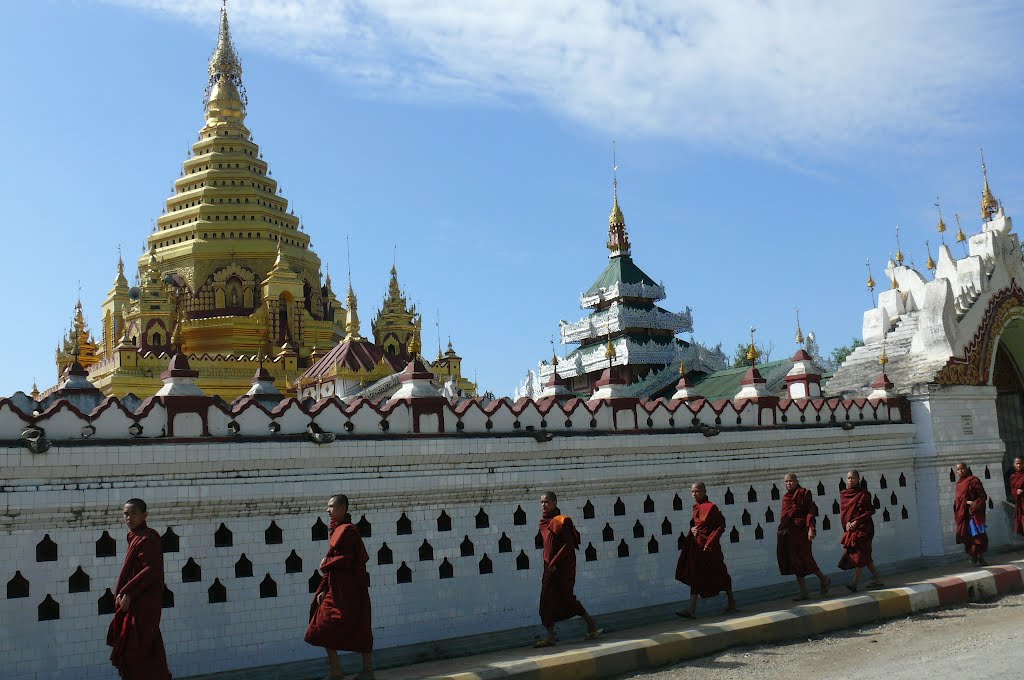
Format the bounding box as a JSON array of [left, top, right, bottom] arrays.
[[264, 521, 283, 545], [95, 531, 116, 558], [162, 527, 179, 553], [38, 595, 59, 621], [181, 558, 202, 583], [214, 524, 233, 548], [208, 579, 227, 604], [235, 554, 253, 578], [260, 574, 278, 598], [7, 571, 29, 599], [36, 535, 57, 562], [68, 566, 90, 593], [311, 518, 329, 542], [97, 589, 115, 615]]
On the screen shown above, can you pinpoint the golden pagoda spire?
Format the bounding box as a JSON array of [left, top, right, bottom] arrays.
[[894, 225, 904, 265], [866, 258, 876, 293], [679, 358, 687, 376], [604, 330, 617, 361], [980, 147, 998, 220], [879, 334, 889, 367], [925, 240, 936, 271], [794, 309, 804, 346], [344, 236, 362, 340], [607, 141, 631, 257], [344, 280, 362, 340], [408, 328, 421, 356], [746, 326, 761, 365], [935, 197, 947, 244], [204, 0, 247, 117]]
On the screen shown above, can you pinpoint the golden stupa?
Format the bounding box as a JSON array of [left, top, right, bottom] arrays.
[[53, 4, 475, 401]]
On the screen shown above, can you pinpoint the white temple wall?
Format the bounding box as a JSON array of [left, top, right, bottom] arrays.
[[910, 385, 1010, 557], [0, 418, 969, 680]]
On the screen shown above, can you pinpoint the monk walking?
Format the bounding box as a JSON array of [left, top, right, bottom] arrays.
[[838, 470, 883, 591], [675, 482, 737, 618], [305, 495, 375, 679], [777, 473, 830, 599], [535, 491, 601, 648], [1010, 456, 1024, 537], [107, 498, 172, 680], [954, 463, 989, 566]]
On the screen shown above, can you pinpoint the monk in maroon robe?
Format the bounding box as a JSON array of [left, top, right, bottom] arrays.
[[675, 482, 737, 618], [1011, 457, 1024, 537], [954, 463, 989, 566], [838, 470, 883, 591], [777, 473, 830, 599], [106, 498, 172, 680], [535, 491, 600, 648], [305, 494, 375, 679]]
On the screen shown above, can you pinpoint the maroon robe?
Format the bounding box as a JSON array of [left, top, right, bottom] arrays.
[[106, 524, 172, 680], [838, 484, 875, 570], [954, 473, 988, 558], [1010, 471, 1024, 536], [305, 516, 373, 653], [675, 500, 732, 598], [538, 508, 587, 627], [777, 486, 820, 577]]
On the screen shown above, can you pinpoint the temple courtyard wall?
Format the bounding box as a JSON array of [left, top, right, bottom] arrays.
[[0, 386, 1012, 679]]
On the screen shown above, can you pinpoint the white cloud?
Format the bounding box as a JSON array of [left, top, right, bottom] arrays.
[[102, 0, 1020, 152]]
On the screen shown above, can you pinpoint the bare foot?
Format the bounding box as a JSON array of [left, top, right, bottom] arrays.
[[676, 609, 696, 619], [820, 575, 831, 594]]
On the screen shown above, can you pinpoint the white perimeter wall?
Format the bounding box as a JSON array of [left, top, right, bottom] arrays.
[[0, 393, 1012, 679]]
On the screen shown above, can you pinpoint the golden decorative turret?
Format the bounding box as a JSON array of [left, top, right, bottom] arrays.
[[866, 258, 876, 292], [794, 309, 804, 345], [371, 261, 421, 355], [894, 225, 904, 265], [936, 198, 947, 242], [925, 240, 936, 271], [879, 336, 889, 367], [955, 213, 967, 244], [981, 148, 999, 220]]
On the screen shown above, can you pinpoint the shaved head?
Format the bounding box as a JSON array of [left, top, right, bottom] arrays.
[[541, 491, 557, 503]]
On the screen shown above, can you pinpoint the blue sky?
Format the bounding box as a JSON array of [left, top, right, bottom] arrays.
[[2, 0, 1023, 397]]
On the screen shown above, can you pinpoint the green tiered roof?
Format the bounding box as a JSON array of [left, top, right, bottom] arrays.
[[585, 254, 658, 295]]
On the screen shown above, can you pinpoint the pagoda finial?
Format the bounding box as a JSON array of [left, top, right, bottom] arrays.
[[550, 336, 559, 368], [926, 240, 936, 272], [894, 225, 904, 265], [607, 141, 631, 257], [205, 0, 246, 115], [866, 257, 876, 304], [794, 309, 804, 346], [746, 326, 760, 366], [954, 212, 968, 257], [981, 147, 998, 220], [679, 358, 687, 376], [935, 197, 947, 244], [879, 334, 889, 367]]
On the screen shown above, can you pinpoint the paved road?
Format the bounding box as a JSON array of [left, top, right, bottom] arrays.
[[619, 592, 1024, 680]]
